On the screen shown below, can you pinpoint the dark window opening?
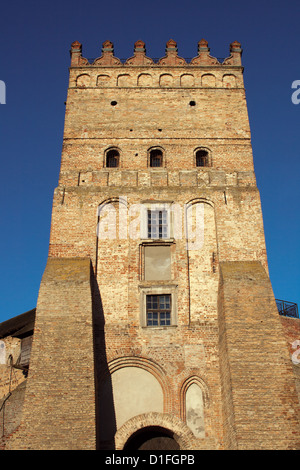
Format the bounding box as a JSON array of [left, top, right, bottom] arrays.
[[150, 149, 163, 167], [146, 295, 171, 326], [147, 209, 168, 239], [106, 149, 119, 168], [196, 149, 209, 167]]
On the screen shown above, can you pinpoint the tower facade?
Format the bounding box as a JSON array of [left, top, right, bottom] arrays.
[[7, 39, 300, 450]]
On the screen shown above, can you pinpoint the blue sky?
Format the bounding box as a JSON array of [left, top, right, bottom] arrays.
[[0, 0, 299, 322]]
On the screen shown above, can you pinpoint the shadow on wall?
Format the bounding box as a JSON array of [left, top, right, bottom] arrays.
[[91, 268, 117, 450]]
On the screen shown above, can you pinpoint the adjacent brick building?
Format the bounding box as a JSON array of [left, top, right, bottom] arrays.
[[1, 39, 300, 450]]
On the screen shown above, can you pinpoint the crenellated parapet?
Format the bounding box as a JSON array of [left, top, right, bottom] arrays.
[[125, 40, 154, 66], [70, 39, 243, 67]]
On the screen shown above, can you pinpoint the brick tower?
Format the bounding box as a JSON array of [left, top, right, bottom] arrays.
[[7, 39, 300, 450]]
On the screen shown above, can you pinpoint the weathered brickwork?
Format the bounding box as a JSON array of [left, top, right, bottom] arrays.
[[0, 338, 24, 399], [218, 262, 300, 449], [280, 317, 300, 403], [4, 39, 300, 450], [6, 258, 96, 450]]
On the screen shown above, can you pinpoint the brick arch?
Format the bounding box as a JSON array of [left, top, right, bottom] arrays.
[[117, 73, 132, 87], [194, 146, 212, 167], [137, 73, 153, 87], [106, 356, 171, 412], [222, 73, 237, 88], [114, 412, 196, 450], [76, 73, 91, 87], [180, 73, 195, 87], [201, 73, 216, 87], [159, 73, 173, 87], [96, 197, 128, 236], [185, 196, 215, 209], [147, 146, 165, 168], [103, 146, 122, 168], [147, 144, 166, 154], [97, 196, 128, 210], [184, 197, 216, 251]]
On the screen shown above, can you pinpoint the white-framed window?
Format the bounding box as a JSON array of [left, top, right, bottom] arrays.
[[146, 294, 171, 326], [147, 209, 168, 239], [140, 203, 172, 240], [139, 284, 178, 328]]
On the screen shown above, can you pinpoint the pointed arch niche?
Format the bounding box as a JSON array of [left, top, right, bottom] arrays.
[[180, 376, 210, 438]]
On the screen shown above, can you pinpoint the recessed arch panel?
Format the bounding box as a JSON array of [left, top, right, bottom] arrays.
[[138, 73, 153, 87], [223, 74, 236, 88], [180, 376, 210, 438], [111, 367, 163, 429], [185, 200, 218, 322], [76, 73, 90, 87], [98, 360, 167, 443], [201, 73, 216, 87]]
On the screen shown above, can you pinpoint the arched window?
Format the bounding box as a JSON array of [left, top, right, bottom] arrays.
[[149, 149, 163, 167], [195, 149, 210, 167], [106, 149, 120, 168]]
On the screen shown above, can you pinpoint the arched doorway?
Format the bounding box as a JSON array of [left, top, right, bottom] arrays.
[[123, 426, 180, 451]]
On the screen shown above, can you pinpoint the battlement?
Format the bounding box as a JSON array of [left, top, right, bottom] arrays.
[[70, 39, 243, 68]]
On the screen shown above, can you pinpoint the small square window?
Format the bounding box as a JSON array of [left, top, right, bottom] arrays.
[[140, 285, 177, 328], [146, 294, 171, 326], [140, 203, 173, 240]]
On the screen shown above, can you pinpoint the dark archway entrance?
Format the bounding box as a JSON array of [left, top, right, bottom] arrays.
[[123, 426, 180, 451]]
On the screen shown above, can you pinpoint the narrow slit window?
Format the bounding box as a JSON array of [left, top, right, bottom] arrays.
[[146, 294, 171, 326]]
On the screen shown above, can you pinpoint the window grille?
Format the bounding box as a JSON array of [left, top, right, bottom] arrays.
[[106, 149, 119, 167], [150, 149, 163, 167], [196, 150, 209, 167]]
